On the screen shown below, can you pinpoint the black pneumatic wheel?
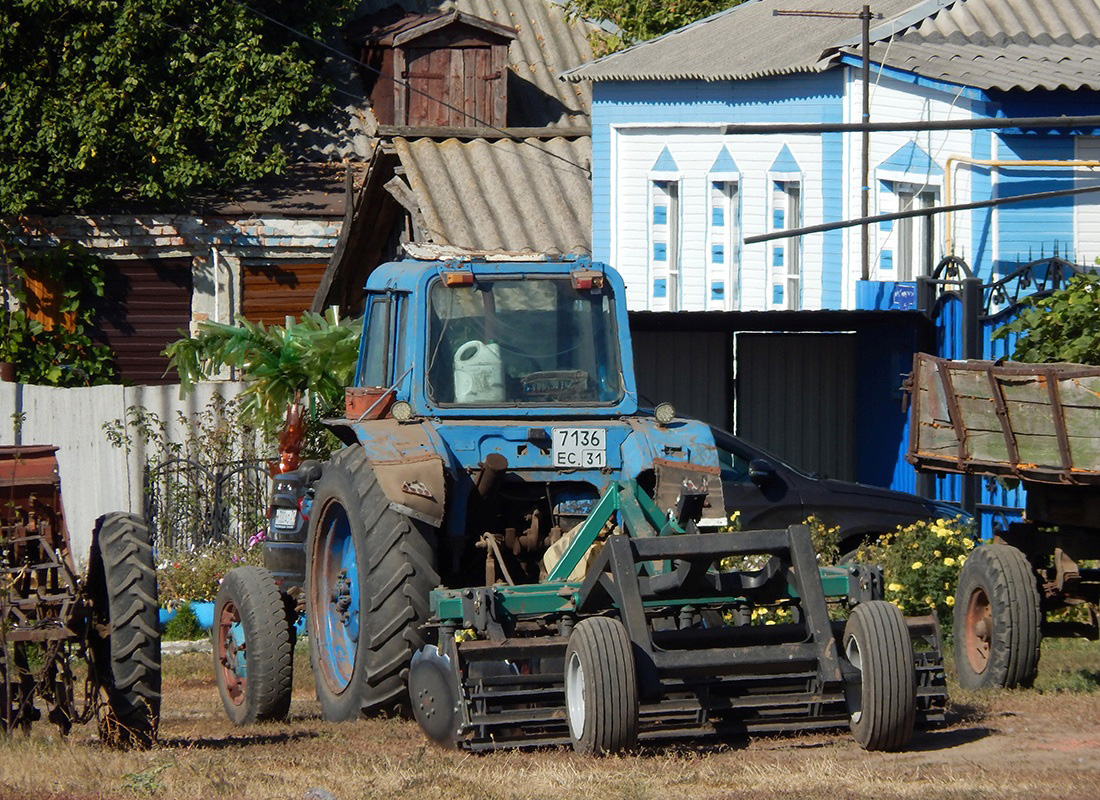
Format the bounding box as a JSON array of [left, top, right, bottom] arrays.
[[86, 513, 161, 748], [564, 617, 639, 755], [306, 446, 439, 721], [842, 600, 916, 752], [213, 566, 295, 725], [954, 543, 1041, 690]]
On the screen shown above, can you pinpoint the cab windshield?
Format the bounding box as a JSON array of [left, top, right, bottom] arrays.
[[427, 277, 623, 405]]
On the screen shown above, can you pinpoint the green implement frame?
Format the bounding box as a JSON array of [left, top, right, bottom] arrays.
[[414, 480, 945, 752]]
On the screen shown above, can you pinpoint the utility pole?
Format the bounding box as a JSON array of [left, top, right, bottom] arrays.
[[775, 6, 879, 280]]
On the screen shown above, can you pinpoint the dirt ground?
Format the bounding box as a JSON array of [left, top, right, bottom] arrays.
[[0, 639, 1097, 800]]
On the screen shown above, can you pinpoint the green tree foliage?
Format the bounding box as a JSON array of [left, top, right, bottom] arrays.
[[0, 0, 350, 213], [1, 230, 117, 385], [567, 0, 742, 55], [994, 273, 1100, 365]]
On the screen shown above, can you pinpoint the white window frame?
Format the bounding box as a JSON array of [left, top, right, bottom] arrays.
[[648, 173, 682, 311], [769, 175, 802, 310], [708, 173, 740, 310]]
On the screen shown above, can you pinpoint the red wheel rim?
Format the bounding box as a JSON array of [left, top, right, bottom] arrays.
[[963, 586, 993, 674], [216, 600, 246, 706]]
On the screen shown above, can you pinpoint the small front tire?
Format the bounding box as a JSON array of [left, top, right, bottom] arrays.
[[213, 566, 295, 725]]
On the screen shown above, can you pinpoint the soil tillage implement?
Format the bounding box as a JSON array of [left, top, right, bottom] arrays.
[[409, 480, 945, 753], [0, 445, 160, 744]]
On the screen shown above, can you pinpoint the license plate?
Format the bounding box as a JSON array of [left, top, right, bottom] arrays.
[[273, 507, 298, 530], [552, 427, 606, 468]]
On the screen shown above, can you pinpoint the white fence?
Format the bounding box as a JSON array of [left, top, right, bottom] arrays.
[[0, 380, 248, 566]]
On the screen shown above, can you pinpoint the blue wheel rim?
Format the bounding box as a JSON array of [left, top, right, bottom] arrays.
[[313, 500, 360, 693]]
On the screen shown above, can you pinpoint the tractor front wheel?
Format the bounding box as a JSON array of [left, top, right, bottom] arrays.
[[842, 600, 915, 751], [564, 617, 638, 755], [306, 447, 438, 721], [213, 566, 295, 725], [953, 544, 1041, 690]]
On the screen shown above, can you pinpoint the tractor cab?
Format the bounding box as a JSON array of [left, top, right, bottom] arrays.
[[353, 256, 639, 419]]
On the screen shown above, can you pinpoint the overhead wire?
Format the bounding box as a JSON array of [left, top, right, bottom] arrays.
[[228, 0, 591, 174]]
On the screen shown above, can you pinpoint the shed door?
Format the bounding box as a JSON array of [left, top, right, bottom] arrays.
[[242, 260, 327, 327], [95, 258, 193, 385], [405, 46, 495, 126], [734, 332, 856, 480]]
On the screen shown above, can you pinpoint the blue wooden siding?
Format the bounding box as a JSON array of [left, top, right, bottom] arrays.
[[970, 128, 995, 281], [591, 73, 844, 263], [821, 131, 843, 307], [996, 135, 1076, 274]]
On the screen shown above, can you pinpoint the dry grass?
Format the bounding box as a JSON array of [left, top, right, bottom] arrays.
[[0, 641, 1098, 800]]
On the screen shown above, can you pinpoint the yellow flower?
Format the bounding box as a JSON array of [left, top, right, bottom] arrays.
[[933, 550, 942, 557], [911, 561, 923, 570], [924, 596, 933, 607], [945, 595, 955, 606], [943, 557, 956, 567], [887, 582, 903, 592]]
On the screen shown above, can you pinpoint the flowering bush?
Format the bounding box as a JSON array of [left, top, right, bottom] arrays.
[[855, 516, 976, 631], [157, 541, 264, 606]]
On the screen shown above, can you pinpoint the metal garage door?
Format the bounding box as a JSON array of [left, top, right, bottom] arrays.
[[95, 258, 193, 385], [241, 260, 328, 327], [631, 329, 731, 429], [734, 332, 856, 481]]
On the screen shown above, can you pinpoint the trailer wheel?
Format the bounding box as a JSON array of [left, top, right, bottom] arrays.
[[213, 566, 295, 725], [306, 446, 438, 721], [86, 513, 160, 748], [564, 617, 638, 755], [953, 544, 1041, 690], [842, 600, 915, 751]]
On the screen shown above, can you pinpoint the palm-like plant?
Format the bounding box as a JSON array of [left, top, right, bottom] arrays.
[[165, 309, 361, 425]]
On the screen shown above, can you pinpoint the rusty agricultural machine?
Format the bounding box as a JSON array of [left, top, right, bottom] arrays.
[[0, 445, 160, 744]]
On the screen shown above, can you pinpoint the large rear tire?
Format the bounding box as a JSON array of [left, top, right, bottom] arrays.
[[306, 446, 438, 721], [86, 513, 160, 748], [213, 566, 295, 725], [953, 544, 1041, 689], [843, 600, 915, 752], [564, 617, 638, 755]]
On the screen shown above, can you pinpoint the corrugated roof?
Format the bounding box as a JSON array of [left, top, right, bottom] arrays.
[[565, 0, 1100, 92], [854, 0, 1100, 91], [563, 0, 916, 83], [393, 135, 592, 253]]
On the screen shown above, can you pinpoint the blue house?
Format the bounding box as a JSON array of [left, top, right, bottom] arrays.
[[563, 0, 1100, 314], [562, 0, 1100, 506]]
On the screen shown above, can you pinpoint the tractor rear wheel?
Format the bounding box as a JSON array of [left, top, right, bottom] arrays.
[[86, 513, 160, 748], [842, 600, 915, 751], [953, 544, 1041, 690], [213, 566, 295, 725], [306, 446, 438, 721], [564, 617, 638, 755]]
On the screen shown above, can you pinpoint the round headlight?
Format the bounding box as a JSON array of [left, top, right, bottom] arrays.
[[391, 400, 414, 422], [654, 402, 676, 425]]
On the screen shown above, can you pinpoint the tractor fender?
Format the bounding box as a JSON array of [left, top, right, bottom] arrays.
[[344, 420, 447, 528], [622, 418, 725, 525]]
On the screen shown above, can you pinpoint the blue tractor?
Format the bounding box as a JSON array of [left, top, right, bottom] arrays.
[[214, 254, 942, 752]]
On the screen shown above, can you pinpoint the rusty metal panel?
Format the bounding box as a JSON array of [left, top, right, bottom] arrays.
[[242, 260, 327, 327], [94, 258, 193, 385], [735, 333, 856, 481], [631, 329, 731, 430]]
